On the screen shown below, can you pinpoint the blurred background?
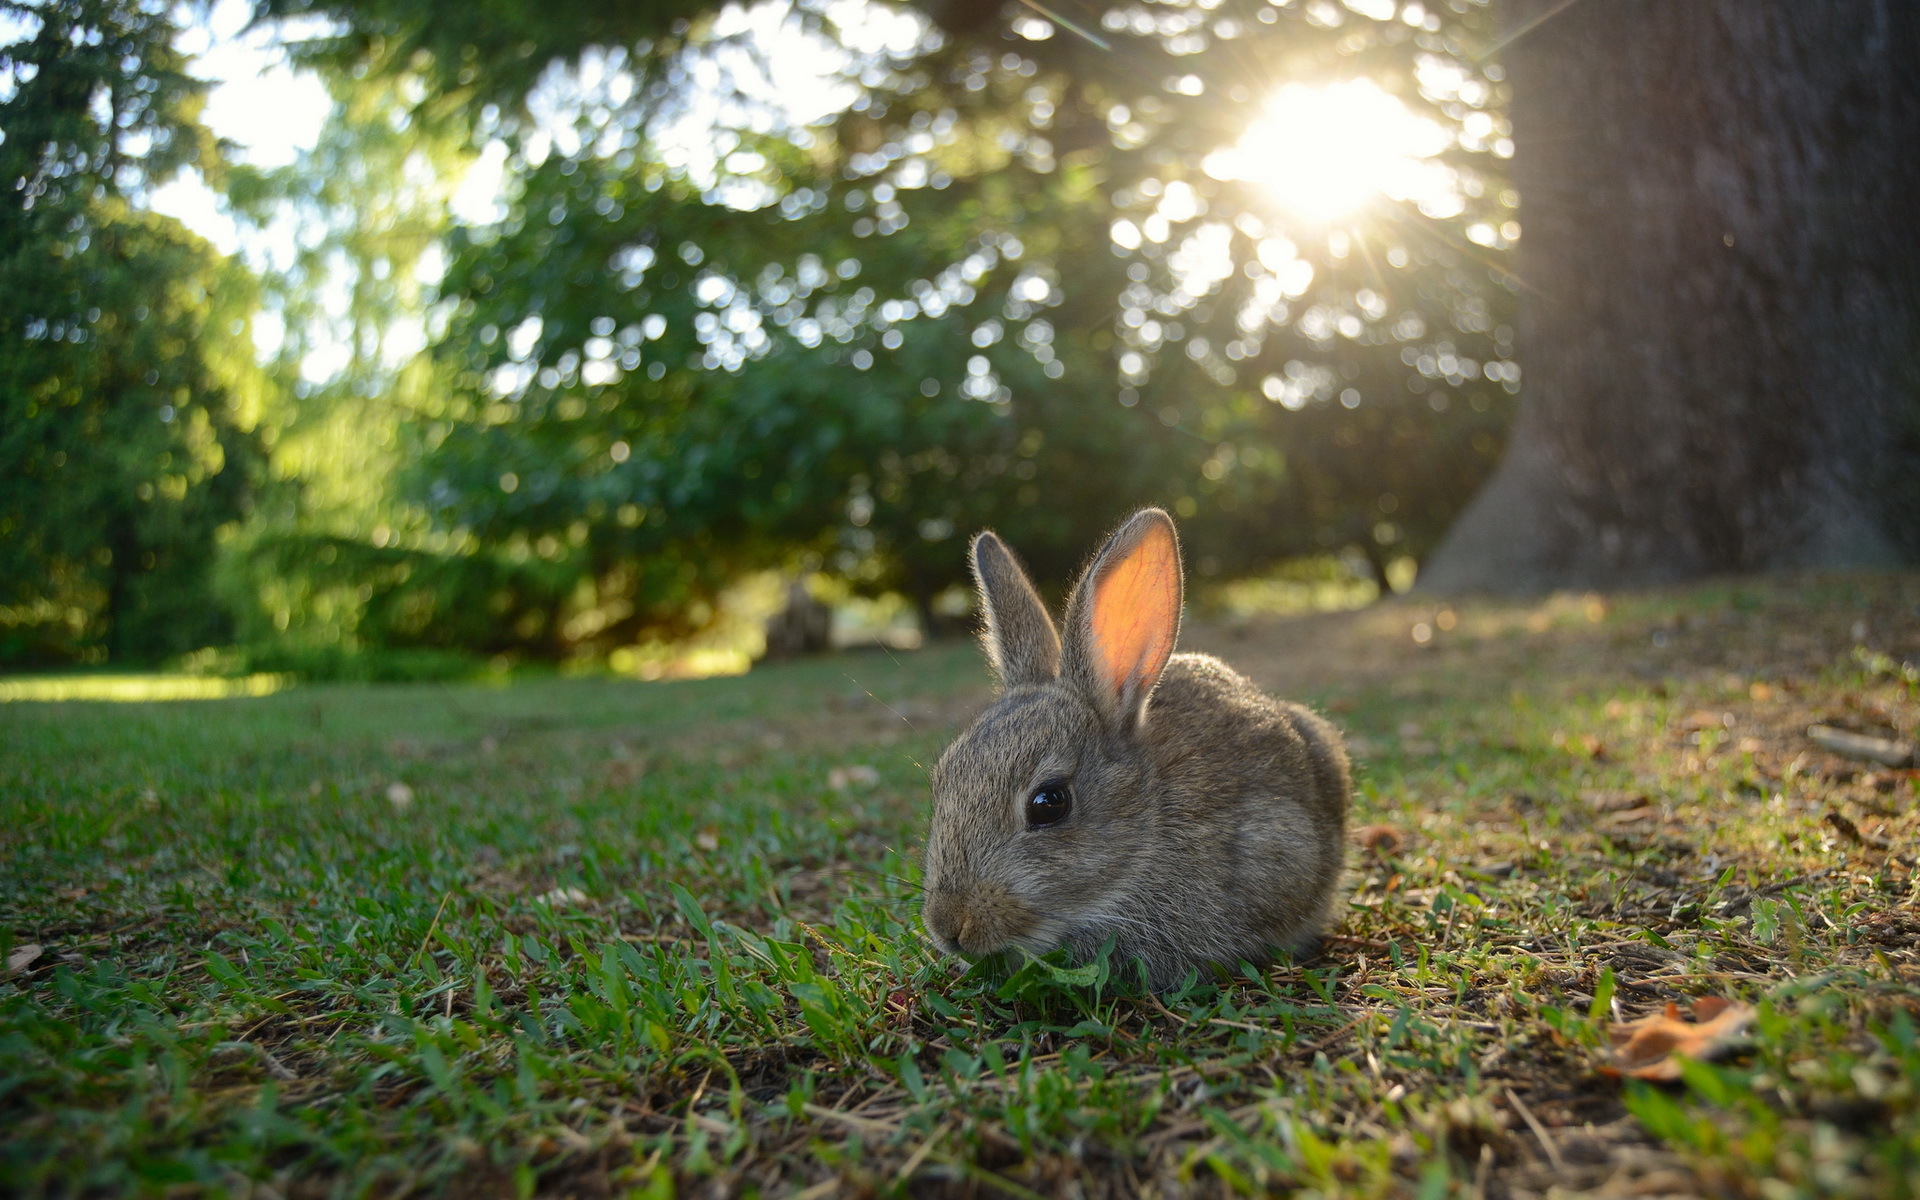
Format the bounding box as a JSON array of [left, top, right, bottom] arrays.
[[3, 0, 1914, 686]]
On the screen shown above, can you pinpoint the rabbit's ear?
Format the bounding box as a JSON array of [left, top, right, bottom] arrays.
[[970, 531, 1061, 687], [1064, 509, 1183, 730]]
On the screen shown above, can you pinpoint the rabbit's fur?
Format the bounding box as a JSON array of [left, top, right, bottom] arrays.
[[922, 509, 1350, 989]]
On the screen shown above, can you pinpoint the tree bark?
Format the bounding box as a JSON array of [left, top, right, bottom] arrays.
[[1423, 1, 1920, 593]]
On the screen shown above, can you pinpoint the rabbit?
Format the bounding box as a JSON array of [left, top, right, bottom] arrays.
[[921, 508, 1351, 989]]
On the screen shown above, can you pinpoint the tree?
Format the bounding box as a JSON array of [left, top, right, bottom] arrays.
[[216, 67, 527, 664], [1422, 0, 1920, 592], [0, 0, 265, 665], [261, 0, 1519, 653]]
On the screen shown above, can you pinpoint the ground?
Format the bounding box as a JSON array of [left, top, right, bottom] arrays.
[[3, 573, 1918, 1198]]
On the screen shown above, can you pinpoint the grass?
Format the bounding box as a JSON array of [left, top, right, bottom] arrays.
[[3, 573, 1919, 1198]]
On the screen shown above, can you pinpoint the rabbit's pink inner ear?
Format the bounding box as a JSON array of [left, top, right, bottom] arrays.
[[1088, 520, 1180, 711]]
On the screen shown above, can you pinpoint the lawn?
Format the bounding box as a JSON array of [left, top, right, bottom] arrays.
[[3, 574, 1918, 1198]]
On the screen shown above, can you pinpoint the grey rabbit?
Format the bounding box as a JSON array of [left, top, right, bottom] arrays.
[[921, 508, 1351, 989]]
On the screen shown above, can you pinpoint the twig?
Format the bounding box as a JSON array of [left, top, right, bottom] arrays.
[[1149, 994, 1279, 1037], [892, 1123, 949, 1185], [1505, 1086, 1565, 1173], [1321, 934, 1394, 952], [1299, 1013, 1369, 1057], [802, 1102, 900, 1137], [407, 891, 453, 971]]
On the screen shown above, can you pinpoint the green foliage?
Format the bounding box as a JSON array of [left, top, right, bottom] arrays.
[[218, 68, 504, 662], [2, 0, 1525, 667], [248, 0, 1519, 656], [0, 0, 265, 665]]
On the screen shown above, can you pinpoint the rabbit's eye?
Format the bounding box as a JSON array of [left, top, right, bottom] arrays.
[[1025, 783, 1072, 828]]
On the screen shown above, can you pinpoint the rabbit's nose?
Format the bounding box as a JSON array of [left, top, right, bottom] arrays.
[[922, 890, 964, 951], [924, 884, 1034, 955]]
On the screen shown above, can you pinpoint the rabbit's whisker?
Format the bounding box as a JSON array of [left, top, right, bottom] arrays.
[[841, 672, 920, 735]]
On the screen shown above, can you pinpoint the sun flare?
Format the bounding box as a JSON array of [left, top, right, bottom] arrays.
[[1204, 79, 1458, 222]]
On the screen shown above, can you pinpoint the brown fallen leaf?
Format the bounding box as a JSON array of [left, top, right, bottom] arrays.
[[1604, 997, 1756, 1081], [1579, 788, 1649, 813], [1550, 730, 1609, 759], [828, 764, 881, 791], [1824, 808, 1891, 851], [1866, 768, 1920, 795], [694, 829, 720, 852], [1352, 824, 1406, 855], [1807, 725, 1915, 768], [1679, 710, 1734, 733], [6, 943, 43, 974], [602, 757, 648, 787]]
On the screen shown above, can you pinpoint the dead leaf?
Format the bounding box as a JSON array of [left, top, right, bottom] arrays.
[[1679, 710, 1733, 733], [694, 829, 720, 852], [1748, 681, 1775, 702], [1807, 725, 1915, 768], [1824, 808, 1891, 851], [6, 943, 42, 974], [1866, 768, 1920, 795], [1352, 824, 1406, 855], [1552, 730, 1607, 759], [1579, 789, 1649, 813], [1604, 997, 1756, 1081], [1854, 909, 1920, 946], [386, 782, 415, 809], [884, 986, 915, 1025], [1599, 806, 1657, 826], [536, 887, 589, 906], [602, 757, 647, 787], [828, 764, 880, 791]]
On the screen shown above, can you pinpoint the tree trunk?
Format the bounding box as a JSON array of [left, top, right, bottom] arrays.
[[1422, 1, 1920, 593]]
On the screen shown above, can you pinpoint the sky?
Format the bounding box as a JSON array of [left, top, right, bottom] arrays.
[[150, 0, 904, 257], [139, 0, 912, 372], [152, 0, 511, 260], [148, 0, 335, 255], [148, 0, 507, 370]]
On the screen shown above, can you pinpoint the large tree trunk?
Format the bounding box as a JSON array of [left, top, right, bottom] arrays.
[[1422, 1, 1920, 593]]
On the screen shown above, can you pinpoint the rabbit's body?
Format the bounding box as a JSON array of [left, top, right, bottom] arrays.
[[922, 511, 1351, 989]]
